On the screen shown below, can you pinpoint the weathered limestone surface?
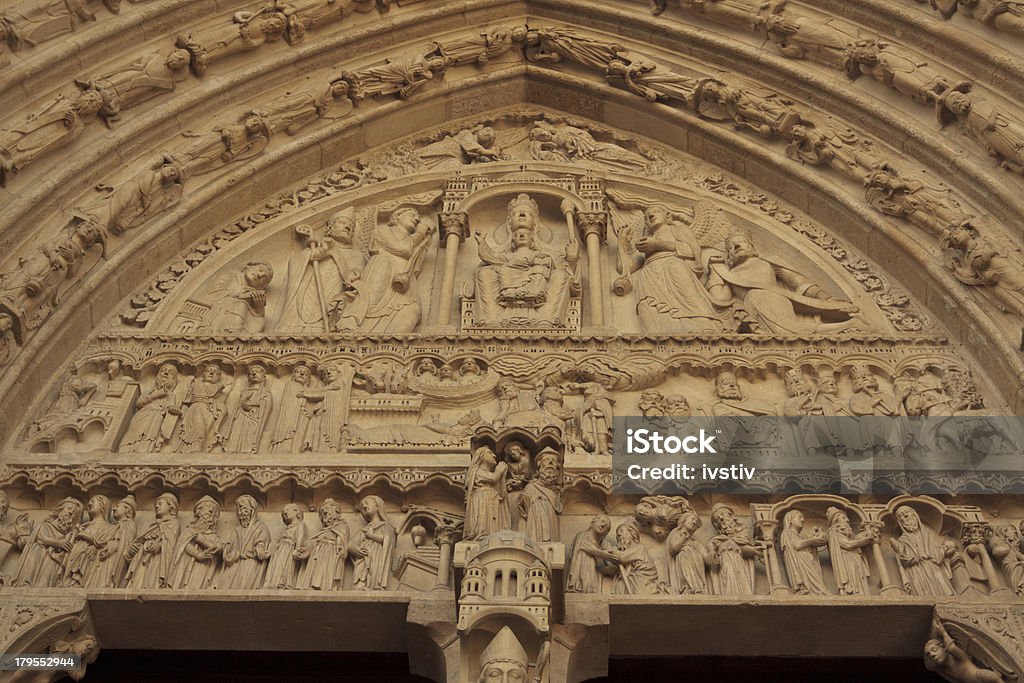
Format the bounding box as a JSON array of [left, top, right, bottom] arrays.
[[1, 2, 1024, 682]]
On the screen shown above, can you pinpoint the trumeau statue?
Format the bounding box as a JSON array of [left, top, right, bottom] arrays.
[[125, 493, 180, 589], [566, 514, 618, 594], [706, 231, 861, 335], [335, 208, 432, 334], [14, 497, 83, 587], [472, 194, 575, 328], [264, 503, 308, 589], [279, 208, 365, 333], [476, 626, 532, 683], [297, 498, 349, 590], [120, 363, 187, 453], [779, 509, 828, 596], [217, 495, 270, 590], [890, 505, 957, 597], [349, 495, 395, 590]]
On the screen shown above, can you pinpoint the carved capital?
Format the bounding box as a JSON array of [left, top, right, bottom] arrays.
[[575, 211, 607, 243], [438, 212, 470, 242], [435, 523, 464, 547]]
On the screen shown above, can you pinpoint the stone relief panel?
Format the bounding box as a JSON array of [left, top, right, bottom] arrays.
[[13, 335, 1008, 460]]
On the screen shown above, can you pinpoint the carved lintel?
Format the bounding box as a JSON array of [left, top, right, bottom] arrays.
[[438, 212, 469, 243], [575, 211, 607, 243], [0, 594, 98, 682]]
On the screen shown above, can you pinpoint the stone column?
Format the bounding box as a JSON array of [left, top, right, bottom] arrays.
[[574, 210, 607, 327], [436, 212, 469, 328], [961, 522, 1011, 596], [864, 520, 903, 596], [754, 518, 791, 595], [434, 524, 462, 591]]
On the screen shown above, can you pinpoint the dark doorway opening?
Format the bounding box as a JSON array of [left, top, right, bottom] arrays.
[[588, 656, 939, 682]]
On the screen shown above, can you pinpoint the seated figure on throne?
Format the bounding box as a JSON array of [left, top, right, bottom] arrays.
[[470, 194, 575, 328]]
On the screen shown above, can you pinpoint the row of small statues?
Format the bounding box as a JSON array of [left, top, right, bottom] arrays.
[[23, 353, 981, 455], [3, 492, 398, 591], [565, 500, 1024, 599], [6, 489, 1023, 603]]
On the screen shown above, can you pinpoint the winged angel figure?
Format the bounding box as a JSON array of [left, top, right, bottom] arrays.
[[924, 615, 1018, 683]]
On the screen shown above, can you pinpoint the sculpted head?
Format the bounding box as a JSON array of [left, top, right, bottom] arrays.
[[997, 523, 1021, 544], [76, 89, 106, 116], [505, 441, 528, 463], [711, 504, 738, 534], [944, 91, 972, 116], [261, 12, 287, 35], [475, 446, 498, 469], [616, 523, 641, 548], [390, 207, 420, 233], [826, 506, 849, 530], [155, 493, 179, 518], [201, 364, 223, 384], [114, 496, 137, 521], [643, 205, 669, 232], [74, 221, 103, 247], [784, 369, 809, 397], [56, 499, 84, 528], [817, 372, 839, 396], [665, 394, 690, 416], [359, 495, 384, 522], [724, 233, 758, 268], [638, 389, 666, 417], [87, 495, 110, 520], [166, 48, 191, 71], [679, 510, 701, 533], [783, 510, 805, 532], [158, 164, 181, 185], [243, 261, 274, 289], [0, 313, 12, 334], [510, 25, 528, 42], [327, 209, 355, 242], [282, 503, 303, 524], [156, 363, 179, 388], [247, 364, 267, 385], [459, 358, 483, 377], [849, 364, 878, 393], [244, 115, 267, 136], [319, 498, 342, 525], [194, 496, 221, 527], [506, 194, 540, 234], [477, 626, 529, 683], [923, 639, 946, 667], [714, 371, 743, 401], [235, 495, 258, 526], [291, 364, 312, 385], [895, 506, 921, 533], [476, 126, 496, 147], [511, 227, 535, 251], [591, 513, 611, 538]]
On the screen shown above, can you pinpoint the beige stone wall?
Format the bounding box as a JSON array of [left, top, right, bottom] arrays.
[[1, 1, 1024, 681]]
